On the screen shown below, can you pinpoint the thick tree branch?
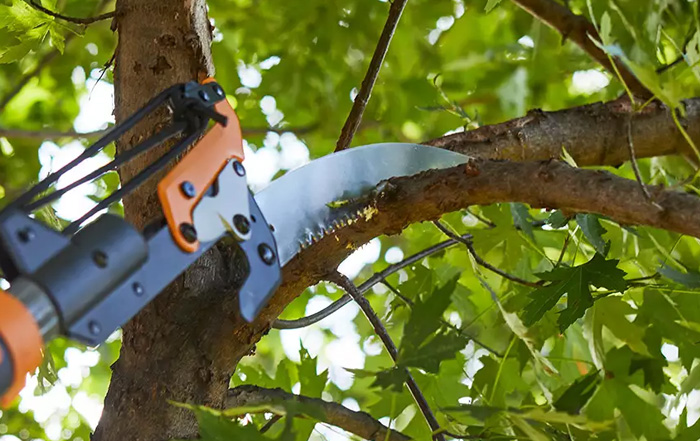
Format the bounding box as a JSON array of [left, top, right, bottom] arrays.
[[227, 385, 410, 441], [335, 0, 408, 152], [28, 0, 115, 25], [510, 0, 650, 98], [427, 97, 700, 164]]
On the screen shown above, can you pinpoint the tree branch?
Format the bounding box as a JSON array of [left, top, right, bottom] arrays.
[[432, 221, 542, 287], [335, 0, 408, 152], [510, 0, 650, 98], [274, 236, 463, 330], [427, 97, 700, 164], [28, 0, 115, 25], [227, 385, 410, 441], [324, 271, 446, 441]]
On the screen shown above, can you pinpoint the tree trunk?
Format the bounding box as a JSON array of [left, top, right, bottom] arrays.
[[92, 1, 240, 439]]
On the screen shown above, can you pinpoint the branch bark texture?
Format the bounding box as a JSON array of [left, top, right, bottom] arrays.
[[510, 0, 650, 98], [227, 385, 411, 441], [428, 97, 699, 164]]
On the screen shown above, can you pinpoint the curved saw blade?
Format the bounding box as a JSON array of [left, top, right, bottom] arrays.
[[254, 143, 468, 266]]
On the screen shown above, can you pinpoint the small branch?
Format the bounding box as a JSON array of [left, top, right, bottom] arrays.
[[28, 0, 115, 25], [0, 127, 110, 139], [227, 385, 410, 441], [433, 221, 542, 288], [273, 236, 463, 330], [510, 0, 650, 98], [334, 0, 409, 151], [324, 271, 446, 441], [625, 116, 663, 210]]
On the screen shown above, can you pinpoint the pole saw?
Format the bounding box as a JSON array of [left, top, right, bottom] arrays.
[[0, 79, 467, 404]]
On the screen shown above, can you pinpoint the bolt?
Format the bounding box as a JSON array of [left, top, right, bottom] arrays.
[[180, 223, 198, 243], [180, 181, 196, 198], [88, 321, 101, 335], [233, 214, 250, 236], [258, 243, 276, 265], [199, 90, 210, 101], [132, 282, 144, 297], [232, 161, 245, 176], [212, 84, 224, 97], [92, 250, 108, 268], [18, 228, 35, 243]]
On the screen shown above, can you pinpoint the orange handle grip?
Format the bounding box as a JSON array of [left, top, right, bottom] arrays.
[[0, 289, 43, 406], [157, 78, 245, 253]]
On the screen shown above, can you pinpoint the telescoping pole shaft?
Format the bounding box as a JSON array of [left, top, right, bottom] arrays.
[[0, 278, 58, 405]]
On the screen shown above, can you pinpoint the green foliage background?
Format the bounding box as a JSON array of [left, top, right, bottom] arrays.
[[1, 0, 700, 439]]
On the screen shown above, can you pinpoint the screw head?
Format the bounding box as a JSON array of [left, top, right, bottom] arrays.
[[233, 214, 250, 236], [180, 223, 198, 243], [132, 282, 144, 297], [88, 321, 101, 335], [199, 90, 210, 101], [258, 243, 276, 265], [18, 228, 35, 243], [232, 161, 245, 177], [212, 84, 224, 97], [92, 250, 108, 268], [180, 181, 196, 198]]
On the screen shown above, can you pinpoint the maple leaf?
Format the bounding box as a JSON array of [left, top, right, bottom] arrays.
[[522, 253, 627, 332]]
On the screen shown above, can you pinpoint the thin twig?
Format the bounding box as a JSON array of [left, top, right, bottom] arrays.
[[465, 208, 497, 228], [273, 236, 463, 330], [259, 415, 282, 434], [433, 221, 542, 288], [334, 0, 409, 151], [625, 115, 663, 210], [28, 0, 115, 25], [556, 233, 571, 267], [381, 280, 503, 357], [324, 271, 446, 441]]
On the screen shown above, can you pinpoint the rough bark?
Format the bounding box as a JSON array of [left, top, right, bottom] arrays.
[[94, 1, 224, 440], [427, 97, 699, 165], [227, 385, 411, 441]]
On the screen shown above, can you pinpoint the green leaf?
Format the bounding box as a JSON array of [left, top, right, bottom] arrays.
[[553, 370, 601, 414], [523, 254, 627, 332], [593, 296, 650, 356], [174, 404, 269, 441], [575, 214, 608, 255], [510, 203, 534, 239], [396, 277, 467, 372], [484, 0, 502, 13], [658, 263, 700, 288], [546, 211, 569, 229], [298, 345, 327, 398], [606, 379, 671, 440], [398, 331, 468, 373]]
